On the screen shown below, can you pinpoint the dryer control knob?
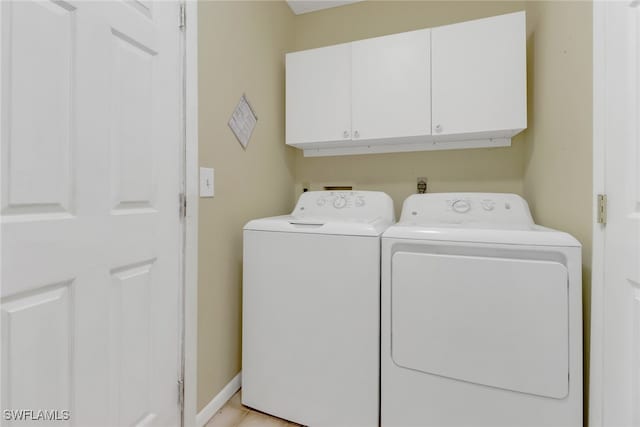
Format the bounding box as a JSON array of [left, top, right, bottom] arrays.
[[481, 200, 495, 211], [452, 199, 471, 213]]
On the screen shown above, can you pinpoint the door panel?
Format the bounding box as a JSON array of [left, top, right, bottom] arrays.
[[129, 0, 153, 19], [392, 252, 569, 399], [431, 12, 526, 136], [2, 0, 75, 216], [2, 283, 73, 424], [1, 1, 183, 426], [285, 43, 351, 145], [351, 29, 431, 141], [110, 29, 156, 212], [110, 260, 156, 427]]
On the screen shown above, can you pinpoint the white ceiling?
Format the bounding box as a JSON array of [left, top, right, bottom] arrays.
[[286, 0, 365, 15]]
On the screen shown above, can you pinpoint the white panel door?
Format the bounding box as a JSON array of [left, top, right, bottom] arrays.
[[351, 29, 431, 141], [285, 43, 351, 145], [431, 11, 526, 137], [595, 2, 640, 426], [1, 1, 183, 426]]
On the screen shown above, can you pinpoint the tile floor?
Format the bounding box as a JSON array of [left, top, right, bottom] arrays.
[[205, 389, 302, 427]]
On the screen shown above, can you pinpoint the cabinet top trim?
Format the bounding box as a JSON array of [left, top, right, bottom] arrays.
[[286, 10, 525, 56]]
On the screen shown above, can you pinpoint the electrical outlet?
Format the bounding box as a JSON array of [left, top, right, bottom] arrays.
[[417, 177, 428, 194]]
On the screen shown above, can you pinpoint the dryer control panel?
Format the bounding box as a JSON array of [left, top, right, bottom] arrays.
[[399, 193, 534, 227], [292, 191, 395, 223]]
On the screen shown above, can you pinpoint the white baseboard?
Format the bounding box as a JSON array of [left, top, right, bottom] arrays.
[[196, 372, 242, 427]]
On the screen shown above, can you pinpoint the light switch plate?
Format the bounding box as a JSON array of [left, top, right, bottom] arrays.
[[200, 167, 214, 197]]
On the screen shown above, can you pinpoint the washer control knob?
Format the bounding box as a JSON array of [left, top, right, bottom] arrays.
[[333, 195, 347, 209], [452, 199, 471, 213], [355, 196, 365, 207], [316, 197, 326, 206], [481, 200, 495, 211]]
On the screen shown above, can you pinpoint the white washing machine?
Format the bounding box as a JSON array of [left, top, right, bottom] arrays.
[[381, 193, 582, 427], [242, 190, 394, 427]]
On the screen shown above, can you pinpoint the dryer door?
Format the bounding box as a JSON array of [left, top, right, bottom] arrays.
[[391, 252, 569, 399]]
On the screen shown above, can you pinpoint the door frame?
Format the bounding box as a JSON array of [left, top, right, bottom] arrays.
[[183, 1, 199, 427], [589, 1, 638, 425], [589, 1, 606, 426]]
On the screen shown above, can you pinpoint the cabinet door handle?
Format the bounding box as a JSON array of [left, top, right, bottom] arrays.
[[435, 124, 442, 133], [343, 130, 350, 138], [354, 130, 360, 138]]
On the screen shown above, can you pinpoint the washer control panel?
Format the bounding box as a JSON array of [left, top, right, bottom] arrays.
[[401, 193, 534, 227], [313, 193, 366, 210], [292, 191, 394, 222]]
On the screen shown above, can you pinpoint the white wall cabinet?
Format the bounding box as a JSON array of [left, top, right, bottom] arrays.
[[286, 11, 526, 157], [286, 43, 351, 145], [431, 12, 526, 139], [286, 30, 431, 147]]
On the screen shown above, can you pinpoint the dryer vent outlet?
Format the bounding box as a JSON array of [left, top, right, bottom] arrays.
[[417, 178, 428, 194]]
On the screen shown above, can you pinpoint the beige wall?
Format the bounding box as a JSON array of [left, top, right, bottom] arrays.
[[197, 0, 593, 414], [197, 1, 296, 411], [523, 1, 593, 415], [292, 1, 528, 219], [524, 0, 592, 288]]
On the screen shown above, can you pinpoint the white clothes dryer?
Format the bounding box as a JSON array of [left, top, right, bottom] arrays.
[[381, 193, 582, 427], [243, 191, 394, 427]]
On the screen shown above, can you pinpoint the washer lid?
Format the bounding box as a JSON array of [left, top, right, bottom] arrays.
[[244, 215, 392, 236], [244, 190, 395, 236]]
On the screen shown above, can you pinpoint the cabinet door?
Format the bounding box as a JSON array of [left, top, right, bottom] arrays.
[[352, 29, 431, 141], [286, 43, 351, 145], [431, 11, 526, 136]]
